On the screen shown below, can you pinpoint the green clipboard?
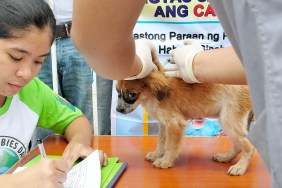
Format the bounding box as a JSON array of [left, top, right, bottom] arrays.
[[23, 155, 127, 188]]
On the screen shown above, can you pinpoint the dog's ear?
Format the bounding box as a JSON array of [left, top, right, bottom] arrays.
[[145, 72, 169, 101], [151, 48, 164, 73]]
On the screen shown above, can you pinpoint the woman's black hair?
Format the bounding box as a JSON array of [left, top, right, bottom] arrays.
[[0, 0, 56, 42]]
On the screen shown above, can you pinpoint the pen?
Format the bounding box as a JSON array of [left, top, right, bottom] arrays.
[[37, 138, 46, 158]]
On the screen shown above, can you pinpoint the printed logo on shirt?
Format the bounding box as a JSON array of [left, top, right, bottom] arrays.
[[54, 93, 76, 112], [0, 136, 26, 174]]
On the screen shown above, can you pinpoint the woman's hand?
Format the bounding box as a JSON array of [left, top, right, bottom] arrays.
[[125, 38, 158, 80], [164, 39, 203, 83], [62, 135, 108, 170], [16, 158, 68, 188]]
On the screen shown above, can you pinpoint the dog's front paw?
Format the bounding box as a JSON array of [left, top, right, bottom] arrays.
[[227, 164, 247, 176], [145, 151, 160, 162], [212, 153, 233, 163], [153, 158, 174, 169]]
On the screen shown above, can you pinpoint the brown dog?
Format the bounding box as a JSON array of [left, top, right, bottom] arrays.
[[116, 50, 254, 176]]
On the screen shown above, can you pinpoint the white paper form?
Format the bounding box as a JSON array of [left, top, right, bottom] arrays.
[[63, 149, 101, 188], [13, 150, 101, 188]]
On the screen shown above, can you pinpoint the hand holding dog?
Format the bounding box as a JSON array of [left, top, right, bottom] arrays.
[[125, 39, 158, 80], [164, 40, 203, 83]]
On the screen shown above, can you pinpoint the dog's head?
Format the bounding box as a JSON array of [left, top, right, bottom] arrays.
[[116, 49, 169, 114]]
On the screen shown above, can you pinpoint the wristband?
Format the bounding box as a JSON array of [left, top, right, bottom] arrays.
[[185, 51, 201, 83], [124, 54, 147, 80]]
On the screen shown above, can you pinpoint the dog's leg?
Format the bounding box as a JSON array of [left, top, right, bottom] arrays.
[[213, 114, 241, 163], [152, 119, 186, 168], [212, 135, 240, 163], [213, 112, 255, 175], [227, 136, 255, 176], [145, 122, 166, 162]]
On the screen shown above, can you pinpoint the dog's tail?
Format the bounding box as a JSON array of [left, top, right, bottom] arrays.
[[247, 110, 254, 131]]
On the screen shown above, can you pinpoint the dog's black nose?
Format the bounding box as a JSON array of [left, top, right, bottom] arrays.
[[116, 106, 125, 113]]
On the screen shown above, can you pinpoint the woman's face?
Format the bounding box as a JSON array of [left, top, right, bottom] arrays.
[[0, 26, 52, 98]]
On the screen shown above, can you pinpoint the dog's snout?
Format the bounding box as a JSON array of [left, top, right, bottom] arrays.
[[116, 106, 125, 113]]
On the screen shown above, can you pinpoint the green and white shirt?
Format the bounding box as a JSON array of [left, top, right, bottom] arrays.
[[0, 77, 82, 174]]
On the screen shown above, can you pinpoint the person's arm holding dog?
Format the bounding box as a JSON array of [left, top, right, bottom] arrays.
[[72, 0, 245, 84], [164, 40, 247, 85], [71, 0, 156, 80]]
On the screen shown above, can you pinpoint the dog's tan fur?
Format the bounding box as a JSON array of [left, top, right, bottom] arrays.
[[116, 50, 255, 176]]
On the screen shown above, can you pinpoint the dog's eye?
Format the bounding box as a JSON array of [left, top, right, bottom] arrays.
[[127, 92, 138, 100]]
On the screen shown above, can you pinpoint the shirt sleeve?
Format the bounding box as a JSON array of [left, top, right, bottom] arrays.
[[25, 78, 83, 134]]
